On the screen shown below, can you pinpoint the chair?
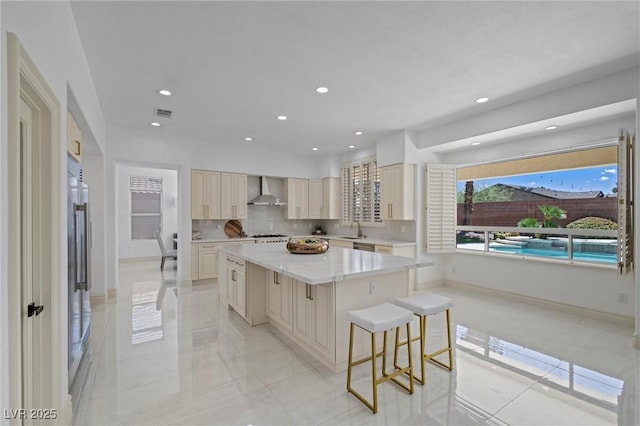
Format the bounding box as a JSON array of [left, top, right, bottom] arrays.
[[394, 293, 454, 385], [346, 302, 415, 414], [155, 231, 177, 271]]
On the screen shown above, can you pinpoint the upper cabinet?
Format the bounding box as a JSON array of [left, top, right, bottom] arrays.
[[380, 163, 415, 220], [191, 170, 246, 219], [321, 177, 340, 219], [67, 112, 82, 162], [220, 172, 247, 219], [285, 178, 309, 219], [308, 179, 323, 219], [191, 170, 221, 219]]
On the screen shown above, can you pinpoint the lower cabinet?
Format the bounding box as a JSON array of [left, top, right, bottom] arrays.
[[226, 256, 246, 318], [266, 270, 294, 332], [266, 275, 335, 362], [293, 281, 335, 362], [198, 243, 219, 279]]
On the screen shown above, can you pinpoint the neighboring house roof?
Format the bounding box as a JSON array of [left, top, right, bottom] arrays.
[[495, 183, 604, 199]]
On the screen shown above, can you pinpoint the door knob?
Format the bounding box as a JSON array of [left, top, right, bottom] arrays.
[[27, 302, 44, 317]]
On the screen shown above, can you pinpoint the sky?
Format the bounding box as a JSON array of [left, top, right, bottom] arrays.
[[456, 165, 618, 195]]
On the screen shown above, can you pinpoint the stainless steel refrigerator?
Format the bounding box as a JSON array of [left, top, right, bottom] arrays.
[[68, 158, 91, 387]]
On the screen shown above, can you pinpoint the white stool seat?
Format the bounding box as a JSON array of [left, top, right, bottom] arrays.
[[347, 302, 414, 333], [395, 293, 453, 316]]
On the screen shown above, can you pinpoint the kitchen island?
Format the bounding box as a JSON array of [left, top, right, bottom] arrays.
[[217, 242, 433, 371]]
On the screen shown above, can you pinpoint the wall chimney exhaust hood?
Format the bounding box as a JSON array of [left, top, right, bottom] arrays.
[[247, 177, 286, 206]]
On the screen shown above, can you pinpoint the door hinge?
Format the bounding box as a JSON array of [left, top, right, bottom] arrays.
[[27, 302, 44, 317]]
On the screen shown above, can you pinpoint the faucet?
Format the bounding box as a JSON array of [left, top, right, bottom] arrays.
[[351, 220, 364, 238]]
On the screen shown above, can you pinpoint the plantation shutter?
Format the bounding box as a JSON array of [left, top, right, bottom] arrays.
[[341, 167, 351, 222], [131, 176, 163, 240], [425, 164, 457, 253], [617, 131, 634, 275], [341, 159, 381, 224]]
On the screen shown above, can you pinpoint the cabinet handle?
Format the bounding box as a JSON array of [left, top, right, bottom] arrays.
[[274, 271, 280, 285], [231, 270, 236, 281], [310, 285, 314, 301], [74, 140, 81, 156], [390, 204, 393, 219], [305, 283, 310, 299]]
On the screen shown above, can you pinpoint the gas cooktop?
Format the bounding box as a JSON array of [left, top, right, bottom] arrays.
[[251, 234, 288, 238]]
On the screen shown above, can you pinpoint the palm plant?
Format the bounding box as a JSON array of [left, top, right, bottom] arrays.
[[538, 205, 567, 228]]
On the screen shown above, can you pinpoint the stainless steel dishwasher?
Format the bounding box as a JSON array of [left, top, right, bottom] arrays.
[[353, 241, 375, 252]]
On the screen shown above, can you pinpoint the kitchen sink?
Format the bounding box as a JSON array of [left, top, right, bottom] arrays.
[[338, 236, 361, 239]]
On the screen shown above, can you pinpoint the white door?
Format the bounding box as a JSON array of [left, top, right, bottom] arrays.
[[20, 97, 45, 420]]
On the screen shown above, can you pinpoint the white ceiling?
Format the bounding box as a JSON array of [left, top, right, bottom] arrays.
[[70, 1, 640, 155]]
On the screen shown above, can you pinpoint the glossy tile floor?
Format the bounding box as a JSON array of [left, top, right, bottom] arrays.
[[74, 259, 640, 425]]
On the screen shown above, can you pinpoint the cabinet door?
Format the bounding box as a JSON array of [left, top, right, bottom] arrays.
[[198, 244, 218, 279], [379, 164, 415, 220], [311, 283, 335, 359], [191, 170, 206, 219], [226, 261, 238, 308], [266, 270, 280, 320], [375, 245, 392, 254], [191, 244, 199, 280], [379, 165, 394, 220], [236, 270, 246, 316], [322, 177, 339, 219], [279, 275, 294, 331], [328, 239, 353, 249], [205, 171, 221, 219], [233, 173, 247, 219], [287, 179, 309, 219], [308, 179, 323, 219], [293, 281, 312, 342], [221, 173, 247, 219]]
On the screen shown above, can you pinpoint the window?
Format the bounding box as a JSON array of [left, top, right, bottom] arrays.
[[130, 176, 163, 240], [341, 158, 381, 224], [448, 140, 634, 270]]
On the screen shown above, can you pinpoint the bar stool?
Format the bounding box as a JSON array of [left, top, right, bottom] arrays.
[[394, 293, 454, 385], [346, 302, 415, 414]]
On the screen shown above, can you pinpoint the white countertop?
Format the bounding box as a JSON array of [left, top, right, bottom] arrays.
[[192, 237, 256, 244], [218, 242, 433, 284], [192, 236, 416, 246]]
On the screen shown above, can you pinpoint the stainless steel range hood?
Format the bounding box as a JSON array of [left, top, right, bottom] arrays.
[[247, 176, 286, 206]]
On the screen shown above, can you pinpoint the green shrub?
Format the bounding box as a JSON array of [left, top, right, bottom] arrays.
[[566, 217, 618, 230], [517, 218, 540, 228]]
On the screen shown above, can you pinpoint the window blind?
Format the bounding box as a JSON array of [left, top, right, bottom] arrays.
[[130, 176, 163, 240], [425, 164, 457, 253]]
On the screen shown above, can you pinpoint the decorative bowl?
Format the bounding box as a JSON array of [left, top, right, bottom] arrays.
[[286, 237, 329, 254]]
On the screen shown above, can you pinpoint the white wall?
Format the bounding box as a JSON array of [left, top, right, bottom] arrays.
[[0, 0, 106, 419], [117, 166, 178, 259]]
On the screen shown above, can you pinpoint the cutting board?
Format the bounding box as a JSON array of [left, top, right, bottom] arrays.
[[224, 220, 243, 238]]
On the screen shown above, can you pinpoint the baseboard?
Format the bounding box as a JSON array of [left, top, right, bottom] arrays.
[[414, 279, 446, 292], [118, 256, 158, 263], [60, 393, 73, 425], [445, 279, 635, 325], [90, 294, 108, 305], [107, 288, 117, 299]]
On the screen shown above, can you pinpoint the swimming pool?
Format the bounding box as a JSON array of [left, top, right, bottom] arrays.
[[489, 245, 617, 263]]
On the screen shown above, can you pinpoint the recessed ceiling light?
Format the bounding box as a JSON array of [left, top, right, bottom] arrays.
[[315, 86, 329, 94], [244, 137, 253, 141], [277, 115, 287, 121], [545, 125, 558, 130], [150, 122, 161, 127], [475, 97, 489, 103], [158, 89, 172, 96], [354, 131, 363, 136], [312, 147, 319, 151], [471, 142, 481, 146], [348, 145, 356, 149]]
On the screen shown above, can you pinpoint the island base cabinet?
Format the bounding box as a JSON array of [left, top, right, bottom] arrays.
[[292, 281, 335, 363], [225, 256, 269, 326], [266, 271, 293, 332]]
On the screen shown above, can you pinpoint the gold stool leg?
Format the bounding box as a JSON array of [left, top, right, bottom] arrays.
[[419, 314, 426, 385], [347, 323, 354, 391], [406, 322, 414, 394], [446, 309, 454, 371], [371, 331, 378, 414]]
